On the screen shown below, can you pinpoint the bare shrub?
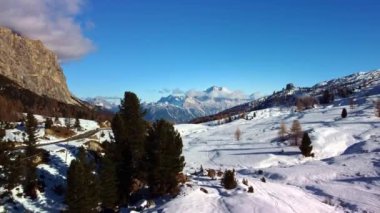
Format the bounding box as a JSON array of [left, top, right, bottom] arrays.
[[278, 122, 287, 141], [242, 178, 249, 186], [45, 126, 75, 138], [296, 96, 317, 111], [234, 127, 241, 141], [290, 120, 302, 146], [207, 169, 216, 180]]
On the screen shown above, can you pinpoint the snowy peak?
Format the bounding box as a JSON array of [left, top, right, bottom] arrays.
[[84, 96, 120, 112], [144, 86, 256, 123], [157, 94, 185, 107]]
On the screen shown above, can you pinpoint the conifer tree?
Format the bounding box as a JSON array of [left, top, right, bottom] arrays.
[[45, 117, 53, 129], [23, 112, 38, 198], [146, 119, 185, 196], [99, 156, 118, 211], [341, 108, 347, 118], [66, 147, 99, 212], [25, 112, 38, 148], [221, 170, 237, 189], [299, 132, 313, 157], [74, 117, 81, 130], [111, 91, 147, 202]]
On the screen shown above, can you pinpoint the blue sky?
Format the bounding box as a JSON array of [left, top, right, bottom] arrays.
[[60, 0, 380, 102]]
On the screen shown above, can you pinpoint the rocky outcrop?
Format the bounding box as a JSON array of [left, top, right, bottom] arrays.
[[0, 27, 77, 105]]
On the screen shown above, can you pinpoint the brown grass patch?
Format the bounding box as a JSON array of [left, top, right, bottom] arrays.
[[45, 126, 75, 138]]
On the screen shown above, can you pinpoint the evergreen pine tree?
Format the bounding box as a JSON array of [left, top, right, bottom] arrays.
[[146, 119, 185, 196], [23, 112, 38, 198], [221, 170, 237, 189], [66, 147, 99, 212], [112, 91, 147, 202], [299, 132, 313, 157], [74, 117, 81, 130], [99, 156, 118, 211], [25, 112, 38, 148], [45, 117, 53, 129], [341, 108, 347, 118]]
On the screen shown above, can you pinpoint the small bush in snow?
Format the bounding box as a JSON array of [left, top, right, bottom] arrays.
[[299, 132, 314, 157], [242, 178, 249, 186], [207, 169, 216, 180], [341, 108, 347, 118], [248, 186, 254, 193], [221, 170, 237, 189], [200, 187, 208, 194], [260, 177, 266, 183]]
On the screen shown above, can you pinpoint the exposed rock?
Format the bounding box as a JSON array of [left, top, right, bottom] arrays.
[[0, 27, 77, 105]]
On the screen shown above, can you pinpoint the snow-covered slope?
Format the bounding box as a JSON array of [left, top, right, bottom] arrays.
[[144, 86, 256, 123], [192, 70, 380, 123], [167, 88, 380, 212]]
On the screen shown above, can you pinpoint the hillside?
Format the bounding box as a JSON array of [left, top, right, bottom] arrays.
[[164, 79, 380, 212], [191, 70, 380, 123]]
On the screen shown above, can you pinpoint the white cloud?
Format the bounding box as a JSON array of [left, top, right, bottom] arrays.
[[0, 0, 94, 61]]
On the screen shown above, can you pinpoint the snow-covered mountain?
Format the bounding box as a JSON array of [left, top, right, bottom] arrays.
[[84, 96, 120, 112], [192, 70, 380, 123], [144, 86, 258, 123]]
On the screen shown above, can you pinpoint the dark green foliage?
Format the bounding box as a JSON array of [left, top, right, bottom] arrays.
[[0, 128, 5, 140], [221, 170, 237, 189], [66, 147, 99, 212], [24, 112, 38, 198], [286, 83, 295, 91], [299, 132, 313, 157], [146, 119, 185, 196], [248, 186, 254, 193], [99, 157, 118, 210], [45, 117, 53, 129], [0, 143, 20, 191], [320, 90, 335, 104], [111, 91, 147, 202], [341, 108, 347, 118], [74, 117, 81, 130], [25, 112, 37, 145]]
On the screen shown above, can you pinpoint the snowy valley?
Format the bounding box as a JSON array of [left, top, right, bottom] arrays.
[[1, 70, 379, 212]]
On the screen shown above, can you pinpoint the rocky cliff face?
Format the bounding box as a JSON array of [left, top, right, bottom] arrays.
[[0, 27, 77, 105]]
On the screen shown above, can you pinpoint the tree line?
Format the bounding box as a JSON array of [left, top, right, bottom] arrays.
[[65, 91, 185, 212]]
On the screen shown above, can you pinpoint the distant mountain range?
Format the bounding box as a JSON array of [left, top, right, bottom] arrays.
[[85, 86, 259, 123], [143, 86, 258, 123], [191, 70, 380, 124], [84, 96, 120, 112]]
